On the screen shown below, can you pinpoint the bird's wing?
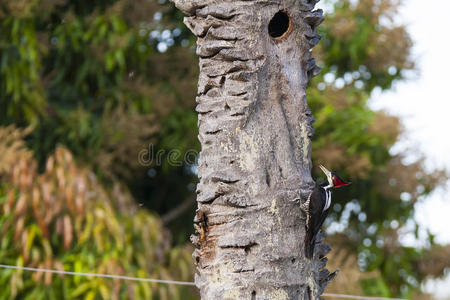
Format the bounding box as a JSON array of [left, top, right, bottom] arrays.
[[305, 187, 329, 258]]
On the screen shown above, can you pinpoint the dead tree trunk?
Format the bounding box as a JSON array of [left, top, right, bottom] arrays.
[[171, 0, 335, 298]]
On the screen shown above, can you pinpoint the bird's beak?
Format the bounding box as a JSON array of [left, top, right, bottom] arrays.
[[319, 165, 332, 178]]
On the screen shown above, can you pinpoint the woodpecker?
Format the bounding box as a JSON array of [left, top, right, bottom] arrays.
[[302, 165, 351, 259]]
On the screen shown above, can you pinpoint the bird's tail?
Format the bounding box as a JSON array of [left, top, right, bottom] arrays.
[[304, 230, 315, 259]]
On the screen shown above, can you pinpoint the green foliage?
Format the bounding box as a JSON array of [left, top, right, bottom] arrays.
[[360, 277, 391, 297], [0, 128, 196, 299], [0, 0, 199, 236], [0, 16, 45, 124]]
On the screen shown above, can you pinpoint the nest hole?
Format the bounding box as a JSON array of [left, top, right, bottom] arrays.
[[268, 11, 291, 38]]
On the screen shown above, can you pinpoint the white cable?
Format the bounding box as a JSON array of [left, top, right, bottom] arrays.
[[322, 293, 407, 300], [0, 264, 196, 286], [0, 264, 408, 299]]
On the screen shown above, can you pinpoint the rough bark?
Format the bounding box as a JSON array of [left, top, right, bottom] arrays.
[[170, 0, 336, 299]]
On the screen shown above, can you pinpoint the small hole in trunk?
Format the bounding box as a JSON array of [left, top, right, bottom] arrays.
[[268, 11, 291, 38]]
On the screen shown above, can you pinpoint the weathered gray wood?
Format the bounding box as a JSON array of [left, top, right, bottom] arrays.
[[170, 0, 335, 298]]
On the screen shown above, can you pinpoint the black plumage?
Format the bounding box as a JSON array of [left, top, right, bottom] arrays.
[[301, 165, 350, 259], [304, 182, 331, 259]]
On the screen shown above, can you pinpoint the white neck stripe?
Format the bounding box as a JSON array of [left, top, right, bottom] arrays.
[[323, 189, 331, 212]]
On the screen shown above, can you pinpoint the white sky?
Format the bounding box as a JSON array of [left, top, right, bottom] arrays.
[[317, 0, 450, 297], [369, 0, 450, 246]]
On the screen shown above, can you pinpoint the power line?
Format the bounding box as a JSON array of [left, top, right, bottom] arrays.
[[322, 293, 407, 300], [0, 264, 195, 286], [0, 264, 407, 300]]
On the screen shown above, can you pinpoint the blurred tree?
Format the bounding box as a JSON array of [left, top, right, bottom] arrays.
[[0, 126, 197, 299], [0, 0, 199, 241], [324, 236, 391, 298], [309, 0, 449, 297]]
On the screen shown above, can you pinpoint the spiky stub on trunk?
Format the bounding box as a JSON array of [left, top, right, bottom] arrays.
[[170, 0, 335, 298]]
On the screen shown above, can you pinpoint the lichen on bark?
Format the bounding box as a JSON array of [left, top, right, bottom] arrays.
[[170, 0, 336, 298]]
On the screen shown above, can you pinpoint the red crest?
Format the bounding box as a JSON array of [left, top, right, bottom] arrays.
[[332, 173, 351, 188]]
